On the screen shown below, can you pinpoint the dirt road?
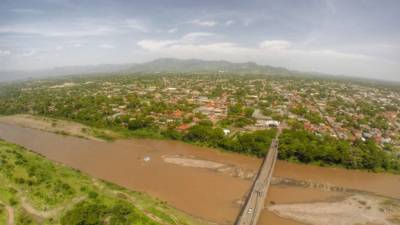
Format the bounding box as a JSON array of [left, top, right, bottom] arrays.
[[21, 196, 86, 219]]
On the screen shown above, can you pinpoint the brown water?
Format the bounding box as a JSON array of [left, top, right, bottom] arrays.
[[0, 123, 399, 225]]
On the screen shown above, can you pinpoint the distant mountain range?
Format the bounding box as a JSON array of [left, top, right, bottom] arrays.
[[0, 63, 135, 82], [127, 58, 291, 74], [0, 58, 295, 82]]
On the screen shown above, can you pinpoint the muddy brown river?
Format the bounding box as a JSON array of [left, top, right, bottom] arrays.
[[0, 123, 399, 225]]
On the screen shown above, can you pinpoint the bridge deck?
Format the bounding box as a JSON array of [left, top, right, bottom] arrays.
[[234, 138, 279, 225]]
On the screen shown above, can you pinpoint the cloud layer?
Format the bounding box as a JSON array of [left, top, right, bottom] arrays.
[[137, 34, 399, 80], [0, 0, 399, 81]]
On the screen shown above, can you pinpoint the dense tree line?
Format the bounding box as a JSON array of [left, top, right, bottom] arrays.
[[278, 128, 400, 172], [162, 121, 277, 157]]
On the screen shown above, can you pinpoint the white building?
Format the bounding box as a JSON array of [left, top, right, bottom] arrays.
[[223, 129, 231, 136]]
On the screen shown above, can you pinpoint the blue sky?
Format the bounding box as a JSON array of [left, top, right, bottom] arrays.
[[0, 0, 399, 80]]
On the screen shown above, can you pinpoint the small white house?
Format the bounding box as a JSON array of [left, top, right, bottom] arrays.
[[266, 120, 280, 127], [223, 129, 231, 136]]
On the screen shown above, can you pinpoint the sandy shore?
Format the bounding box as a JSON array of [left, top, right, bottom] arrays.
[[163, 154, 226, 169], [163, 154, 256, 179], [268, 194, 400, 225], [0, 114, 117, 141]]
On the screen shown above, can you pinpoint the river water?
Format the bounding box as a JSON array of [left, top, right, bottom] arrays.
[[0, 123, 399, 225]]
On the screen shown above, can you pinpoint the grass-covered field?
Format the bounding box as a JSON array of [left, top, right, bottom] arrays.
[[0, 140, 213, 225]]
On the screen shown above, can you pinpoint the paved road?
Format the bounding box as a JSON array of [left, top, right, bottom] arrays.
[[235, 128, 281, 225]]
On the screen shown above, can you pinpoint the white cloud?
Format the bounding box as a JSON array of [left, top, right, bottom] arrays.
[[22, 49, 36, 57], [55, 46, 64, 51], [163, 42, 239, 54], [188, 19, 233, 27], [0, 18, 147, 38], [99, 44, 115, 49], [11, 8, 42, 14], [121, 19, 147, 32], [181, 32, 215, 42], [167, 28, 178, 33], [260, 40, 292, 49], [138, 32, 216, 51], [73, 43, 83, 48], [137, 33, 244, 56], [137, 36, 400, 80], [189, 19, 217, 27], [0, 49, 11, 56], [224, 20, 235, 26], [0, 24, 116, 37], [137, 40, 178, 51]]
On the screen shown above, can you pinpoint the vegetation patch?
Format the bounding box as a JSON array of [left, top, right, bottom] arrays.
[[0, 140, 213, 225], [278, 127, 400, 173]]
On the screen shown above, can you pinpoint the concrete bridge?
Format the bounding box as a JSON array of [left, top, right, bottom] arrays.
[[234, 129, 281, 225]]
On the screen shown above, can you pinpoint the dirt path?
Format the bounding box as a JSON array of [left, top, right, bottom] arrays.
[[5, 205, 14, 225], [0, 201, 14, 225], [21, 196, 86, 219], [93, 179, 171, 225]]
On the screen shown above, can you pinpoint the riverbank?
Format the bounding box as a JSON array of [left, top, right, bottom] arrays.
[[0, 114, 121, 141], [0, 114, 272, 159], [0, 140, 213, 225], [1, 114, 398, 175], [1, 122, 400, 225], [268, 194, 400, 225]]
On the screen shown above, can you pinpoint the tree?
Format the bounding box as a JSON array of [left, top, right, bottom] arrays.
[[228, 103, 243, 115], [184, 125, 224, 146], [61, 202, 108, 225], [128, 117, 153, 130]]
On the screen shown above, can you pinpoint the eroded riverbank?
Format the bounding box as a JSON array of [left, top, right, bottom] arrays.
[[0, 122, 399, 225]]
